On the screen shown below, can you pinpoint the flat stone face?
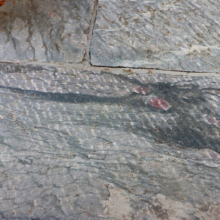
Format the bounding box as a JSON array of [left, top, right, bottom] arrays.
[[0, 0, 94, 63], [0, 63, 220, 219], [91, 0, 220, 72]]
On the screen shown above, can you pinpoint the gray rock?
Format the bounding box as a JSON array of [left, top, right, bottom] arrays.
[[91, 0, 220, 72], [0, 63, 220, 219], [0, 0, 95, 63]]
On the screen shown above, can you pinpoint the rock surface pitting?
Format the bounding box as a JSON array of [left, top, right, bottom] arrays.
[[0, 63, 219, 219], [1, 0, 220, 219], [91, 0, 220, 72], [0, 0, 95, 63], [1, 0, 220, 72]]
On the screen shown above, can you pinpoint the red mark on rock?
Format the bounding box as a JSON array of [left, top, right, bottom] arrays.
[[204, 117, 216, 125], [0, 0, 6, 7], [205, 149, 219, 160], [149, 97, 171, 110], [133, 86, 149, 95]]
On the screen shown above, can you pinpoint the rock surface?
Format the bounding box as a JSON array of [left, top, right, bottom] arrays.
[[0, 63, 220, 219], [91, 0, 220, 72], [1, 0, 220, 73], [0, 0, 95, 63], [1, 0, 220, 219]]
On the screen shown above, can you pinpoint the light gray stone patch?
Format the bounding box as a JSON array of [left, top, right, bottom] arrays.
[[0, 0, 95, 63], [0, 63, 220, 219], [91, 0, 220, 72]]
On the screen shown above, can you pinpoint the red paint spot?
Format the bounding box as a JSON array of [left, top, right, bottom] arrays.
[[149, 97, 171, 110], [204, 117, 216, 125], [210, 152, 218, 160], [133, 86, 149, 94], [0, 0, 6, 7], [205, 149, 219, 160]]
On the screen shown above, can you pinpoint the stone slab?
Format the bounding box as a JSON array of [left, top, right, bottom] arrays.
[[91, 0, 220, 72], [0, 0, 95, 63], [0, 63, 220, 219]]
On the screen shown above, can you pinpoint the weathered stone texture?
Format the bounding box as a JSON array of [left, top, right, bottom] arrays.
[[91, 0, 220, 72], [0, 0, 95, 63], [0, 63, 220, 219]]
